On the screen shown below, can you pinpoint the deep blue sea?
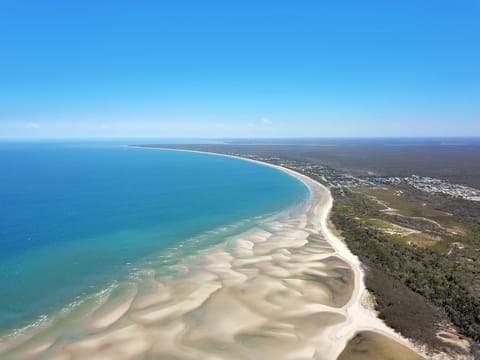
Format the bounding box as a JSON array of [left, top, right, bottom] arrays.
[[0, 141, 307, 334]]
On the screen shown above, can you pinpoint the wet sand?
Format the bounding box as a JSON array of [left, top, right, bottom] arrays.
[[0, 151, 424, 359], [339, 331, 425, 360]]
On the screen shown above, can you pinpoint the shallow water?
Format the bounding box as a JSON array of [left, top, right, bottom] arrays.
[[0, 144, 424, 360], [0, 142, 307, 336], [1, 180, 356, 359]]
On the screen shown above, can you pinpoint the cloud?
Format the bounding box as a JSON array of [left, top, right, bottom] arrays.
[[26, 122, 40, 129], [260, 117, 272, 125]]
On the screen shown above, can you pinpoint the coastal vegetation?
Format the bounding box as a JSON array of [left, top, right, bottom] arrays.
[[331, 186, 480, 350]]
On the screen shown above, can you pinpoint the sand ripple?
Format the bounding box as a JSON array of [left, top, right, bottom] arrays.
[[0, 163, 420, 360]]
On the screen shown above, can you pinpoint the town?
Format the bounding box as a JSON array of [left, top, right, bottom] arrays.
[[222, 152, 480, 202], [364, 175, 480, 202]]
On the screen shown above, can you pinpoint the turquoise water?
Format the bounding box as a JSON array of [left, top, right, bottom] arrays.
[[0, 141, 307, 334]]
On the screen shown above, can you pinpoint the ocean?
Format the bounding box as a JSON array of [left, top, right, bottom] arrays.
[[0, 141, 307, 336]]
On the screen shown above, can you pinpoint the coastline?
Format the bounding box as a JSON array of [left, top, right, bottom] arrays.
[[1, 146, 425, 359], [129, 146, 425, 358]]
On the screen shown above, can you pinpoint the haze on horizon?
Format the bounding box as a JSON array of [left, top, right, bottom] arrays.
[[0, 0, 479, 139]]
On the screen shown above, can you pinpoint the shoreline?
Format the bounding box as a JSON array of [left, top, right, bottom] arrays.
[[130, 146, 425, 358], [1, 146, 425, 359]]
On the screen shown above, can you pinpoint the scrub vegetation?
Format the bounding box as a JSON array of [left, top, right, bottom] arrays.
[[331, 186, 480, 349]]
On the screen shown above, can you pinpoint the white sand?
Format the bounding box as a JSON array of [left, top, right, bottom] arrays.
[[0, 148, 425, 360]]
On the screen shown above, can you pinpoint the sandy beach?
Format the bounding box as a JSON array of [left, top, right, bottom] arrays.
[[0, 149, 425, 360]]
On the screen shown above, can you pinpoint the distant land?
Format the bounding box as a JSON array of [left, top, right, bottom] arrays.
[[159, 137, 480, 188]]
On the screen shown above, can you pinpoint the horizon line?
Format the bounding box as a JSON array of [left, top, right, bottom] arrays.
[[2, 135, 480, 141]]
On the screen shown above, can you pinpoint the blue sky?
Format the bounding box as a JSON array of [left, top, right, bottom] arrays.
[[0, 0, 479, 138]]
